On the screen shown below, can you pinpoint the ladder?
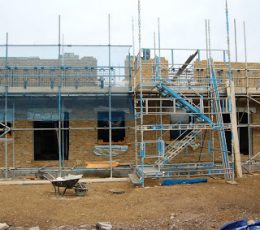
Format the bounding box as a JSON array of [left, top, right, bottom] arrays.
[[156, 129, 201, 165], [210, 66, 232, 181]]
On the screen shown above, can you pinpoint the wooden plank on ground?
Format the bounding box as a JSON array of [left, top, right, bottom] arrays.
[[85, 161, 119, 168]]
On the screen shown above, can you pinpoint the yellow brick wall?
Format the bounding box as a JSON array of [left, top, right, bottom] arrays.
[[131, 57, 169, 88], [194, 60, 260, 88], [0, 101, 258, 168], [0, 119, 136, 168]]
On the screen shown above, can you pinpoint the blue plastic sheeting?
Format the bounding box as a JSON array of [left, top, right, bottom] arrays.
[[160, 178, 208, 186], [220, 220, 260, 230], [0, 111, 13, 122], [250, 226, 260, 230], [220, 220, 248, 230]]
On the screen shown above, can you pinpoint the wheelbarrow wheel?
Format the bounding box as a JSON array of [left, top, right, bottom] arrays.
[[74, 182, 88, 196]]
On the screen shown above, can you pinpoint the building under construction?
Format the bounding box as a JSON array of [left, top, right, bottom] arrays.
[[0, 9, 259, 187]]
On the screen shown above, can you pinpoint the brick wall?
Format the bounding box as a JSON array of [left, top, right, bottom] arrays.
[[194, 60, 260, 88], [0, 119, 136, 168], [0, 101, 258, 168]]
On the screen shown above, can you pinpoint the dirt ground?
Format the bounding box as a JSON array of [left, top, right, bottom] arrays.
[[0, 174, 259, 230]]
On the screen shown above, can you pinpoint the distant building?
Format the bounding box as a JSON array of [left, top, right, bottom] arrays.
[[0, 53, 98, 87]]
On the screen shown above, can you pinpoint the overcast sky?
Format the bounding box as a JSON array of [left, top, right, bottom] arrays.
[[0, 0, 259, 62]]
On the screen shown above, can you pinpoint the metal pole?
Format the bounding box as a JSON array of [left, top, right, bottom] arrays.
[[154, 32, 156, 59], [234, 18, 238, 62], [204, 19, 212, 162], [12, 103, 15, 171], [207, 20, 212, 61], [4, 86, 8, 179], [225, 0, 232, 80], [243, 21, 252, 161], [132, 17, 135, 57], [61, 34, 65, 167], [225, 0, 235, 178], [243, 22, 248, 65], [157, 18, 163, 139], [4, 33, 9, 178], [138, 0, 144, 186], [138, 0, 142, 57], [108, 14, 113, 178], [158, 18, 161, 77], [58, 15, 61, 59], [5, 33, 8, 67], [205, 20, 209, 63], [58, 15, 62, 176], [207, 19, 215, 157]]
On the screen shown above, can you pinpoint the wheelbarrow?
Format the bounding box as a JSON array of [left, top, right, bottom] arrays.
[[43, 173, 87, 196]]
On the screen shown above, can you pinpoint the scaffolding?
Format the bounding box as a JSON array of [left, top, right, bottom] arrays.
[[130, 46, 260, 186], [0, 43, 259, 181], [0, 4, 260, 182], [0, 41, 135, 179], [0, 41, 260, 183]]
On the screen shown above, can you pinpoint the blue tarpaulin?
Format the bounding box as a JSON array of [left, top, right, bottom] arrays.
[[161, 178, 208, 186], [220, 219, 260, 230]]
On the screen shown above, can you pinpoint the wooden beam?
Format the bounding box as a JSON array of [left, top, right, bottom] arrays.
[[226, 80, 243, 178]]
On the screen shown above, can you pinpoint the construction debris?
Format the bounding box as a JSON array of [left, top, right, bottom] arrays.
[[109, 188, 125, 194], [28, 227, 40, 230], [96, 222, 112, 230], [0, 223, 9, 230]]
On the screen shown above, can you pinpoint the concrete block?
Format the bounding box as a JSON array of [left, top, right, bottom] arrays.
[[0, 223, 9, 230]]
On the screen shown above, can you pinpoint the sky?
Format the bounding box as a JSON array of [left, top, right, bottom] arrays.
[[0, 0, 259, 62]]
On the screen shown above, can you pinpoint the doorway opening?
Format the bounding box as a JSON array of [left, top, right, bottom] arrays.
[[34, 115, 69, 161]]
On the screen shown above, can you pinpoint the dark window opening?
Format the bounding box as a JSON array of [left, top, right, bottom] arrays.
[[170, 114, 192, 140], [34, 115, 69, 161], [97, 111, 125, 142], [170, 129, 192, 140], [223, 112, 249, 155], [238, 112, 249, 155], [222, 114, 232, 153]]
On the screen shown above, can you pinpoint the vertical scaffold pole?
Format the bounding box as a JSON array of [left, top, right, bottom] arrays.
[[132, 17, 135, 57], [205, 20, 209, 65], [157, 18, 163, 139], [225, 0, 232, 80], [243, 21, 252, 162], [153, 32, 156, 59], [58, 15, 61, 59], [206, 20, 214, 154], [133, 18, 138, 167], [4, 32, 9, 178], [234, 18, 238, 62], [108, 14, 113, 178], [138, 0, 144, 186], [58, 15, 62, 176], [208, 19, 231, 181], [12, 103, 15, 175], [158, 18, 161, 78]]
